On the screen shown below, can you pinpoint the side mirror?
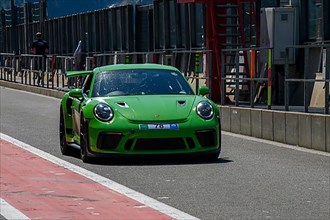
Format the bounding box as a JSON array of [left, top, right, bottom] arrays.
[[198, 85, 209, 96], [69, 88, 83, 99]]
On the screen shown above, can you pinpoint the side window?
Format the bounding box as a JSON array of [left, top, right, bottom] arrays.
[[82, 75, 92, 96]]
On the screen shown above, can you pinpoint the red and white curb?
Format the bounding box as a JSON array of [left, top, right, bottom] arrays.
[[0, 198, 30, 220], [0, 133, 199, 220]]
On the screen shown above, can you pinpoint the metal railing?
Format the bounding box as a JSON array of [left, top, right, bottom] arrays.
[[0, 53, 16, 81], [284, 44, 330, 114], [220, 47, 273, 107], [1, 45, 329, 114], [220, 45, 330, 114], [0, 53, 78, 90], [0, 50, 211, 94]]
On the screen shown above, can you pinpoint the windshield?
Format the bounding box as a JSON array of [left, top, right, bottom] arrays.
[[91, 69, 194, 97]]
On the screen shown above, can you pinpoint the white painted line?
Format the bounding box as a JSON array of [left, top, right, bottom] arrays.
[[0, 198, 30, 220], [0, 133, 199, 220], [222, 131, 330, 157]]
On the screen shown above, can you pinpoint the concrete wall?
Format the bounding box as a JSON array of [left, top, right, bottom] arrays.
[[0, 80, 65, 99], [220, 106, 330, 153]]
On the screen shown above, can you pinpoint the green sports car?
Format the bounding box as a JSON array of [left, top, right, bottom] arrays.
[[59, 63, 221, 162]]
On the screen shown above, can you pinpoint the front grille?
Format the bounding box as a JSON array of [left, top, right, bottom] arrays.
[[134, 138, 186, 151], [186, 137, 195, 149], [195, 130, 217, 147], [124, 139, 134, 150], [97, 132, 122, 150]]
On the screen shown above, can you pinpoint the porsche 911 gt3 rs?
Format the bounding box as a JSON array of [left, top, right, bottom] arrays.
[[59, 63, 221, 162]]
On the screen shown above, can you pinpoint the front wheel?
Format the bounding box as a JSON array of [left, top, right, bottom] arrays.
[[80, 116, 92, 163], [59, 106, 71, 155]]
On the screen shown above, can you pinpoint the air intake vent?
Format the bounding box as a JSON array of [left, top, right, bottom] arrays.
[[177, 100, 186, 106], [97, 132, 122, 149], [195, 130, 217, 147], [116, 102, 128, 108]]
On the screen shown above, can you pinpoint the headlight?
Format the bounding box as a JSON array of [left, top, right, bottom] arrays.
[[196, 101, 214, 119], [94, 103, 113, 122]]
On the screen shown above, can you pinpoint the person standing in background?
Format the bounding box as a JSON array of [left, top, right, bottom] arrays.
[[69, 40, 85, 87], [31, 32, 49, 85]]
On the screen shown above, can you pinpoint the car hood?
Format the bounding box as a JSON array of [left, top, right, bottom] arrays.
[[102, 95, 197, 122]]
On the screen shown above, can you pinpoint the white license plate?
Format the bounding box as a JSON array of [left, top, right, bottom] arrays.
[[139, 124, 179, 130]]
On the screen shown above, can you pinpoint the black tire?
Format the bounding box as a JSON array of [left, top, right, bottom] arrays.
[[206, 151, 220, 161], [80, 116, 92, 163], [59, 106, 71, 155]]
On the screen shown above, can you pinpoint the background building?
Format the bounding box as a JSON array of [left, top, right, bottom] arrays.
[[0, 0, 329, 109]]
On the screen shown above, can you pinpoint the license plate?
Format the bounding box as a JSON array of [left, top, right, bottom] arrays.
[[139, 124, 179, 130]]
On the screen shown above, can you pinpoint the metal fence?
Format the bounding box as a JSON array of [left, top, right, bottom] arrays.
[[284, 44, 330, 114], [220, 47, 272, 108], [220, 45, 330, 114], [2, 44, 329, 114], [0, 53, 76, 90], [0, 50, 212, 94]]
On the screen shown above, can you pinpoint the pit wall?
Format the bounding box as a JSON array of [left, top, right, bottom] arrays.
[[220, 106, 330, 153]]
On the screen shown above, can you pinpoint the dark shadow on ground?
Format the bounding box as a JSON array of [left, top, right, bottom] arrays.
[[68, 148, 233, 166]]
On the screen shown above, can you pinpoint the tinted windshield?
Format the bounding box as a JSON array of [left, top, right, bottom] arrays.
[[92, 69, 194, 97]]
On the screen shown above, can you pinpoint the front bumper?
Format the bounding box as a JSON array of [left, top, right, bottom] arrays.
[[86, 118, 221, 156]]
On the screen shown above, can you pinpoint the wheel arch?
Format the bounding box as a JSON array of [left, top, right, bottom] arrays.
[[60, 93, 73, 130]]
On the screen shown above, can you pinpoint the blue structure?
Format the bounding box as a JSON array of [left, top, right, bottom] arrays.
[[46, 0, 152, 18], [1, 0, 152, 18]]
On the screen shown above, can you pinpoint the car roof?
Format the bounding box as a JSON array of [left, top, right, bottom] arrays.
[[94, 63, 180, 73]]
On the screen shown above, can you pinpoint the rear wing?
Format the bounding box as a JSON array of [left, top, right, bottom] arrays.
[[65, 70, 93, 78]]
